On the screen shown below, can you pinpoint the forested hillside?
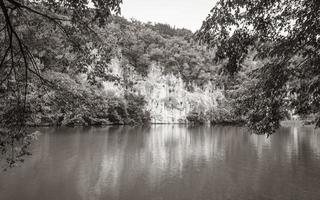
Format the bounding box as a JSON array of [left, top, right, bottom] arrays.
[[1, 14, 246, 128]]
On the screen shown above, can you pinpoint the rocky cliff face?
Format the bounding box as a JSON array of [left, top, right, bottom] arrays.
[[103, 59, 225, 123]]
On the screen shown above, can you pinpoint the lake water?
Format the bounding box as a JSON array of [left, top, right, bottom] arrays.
[[1, 125, 320, 200]]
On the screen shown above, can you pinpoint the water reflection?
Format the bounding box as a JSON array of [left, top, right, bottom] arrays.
[[1, 125, 320, 200]]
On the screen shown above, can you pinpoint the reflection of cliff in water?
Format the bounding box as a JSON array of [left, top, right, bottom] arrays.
[[84, 125, 320, 199], [1, 126, 320, 200]]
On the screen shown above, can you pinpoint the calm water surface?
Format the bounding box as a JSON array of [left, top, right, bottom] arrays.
[[1, 125, 320, 200]]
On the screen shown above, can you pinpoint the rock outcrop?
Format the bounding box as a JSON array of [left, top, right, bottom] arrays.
[[103, 59, 225, 123]]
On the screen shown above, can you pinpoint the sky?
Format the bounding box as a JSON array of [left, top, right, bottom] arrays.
[[120, 0, 217, 32]]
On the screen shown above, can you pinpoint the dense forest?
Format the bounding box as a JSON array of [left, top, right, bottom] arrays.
[[0, 14, 243, 127], [1, 0, 320, 166]]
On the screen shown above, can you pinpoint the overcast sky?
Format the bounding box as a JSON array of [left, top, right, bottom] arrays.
[[121, 0, 217, 32]]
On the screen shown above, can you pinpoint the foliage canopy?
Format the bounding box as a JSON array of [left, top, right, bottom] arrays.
[[197, 0, 320, 135], [0, 0, 122, 167]]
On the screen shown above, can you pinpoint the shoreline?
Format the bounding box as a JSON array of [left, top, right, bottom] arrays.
[[18, 120, 318, 129], [26, 121, 245, 128]]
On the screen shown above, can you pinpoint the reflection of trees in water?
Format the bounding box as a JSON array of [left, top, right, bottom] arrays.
[[3, 126, 320, 200], [96, 126, 320, 194], [248, 126, 320, 161]]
